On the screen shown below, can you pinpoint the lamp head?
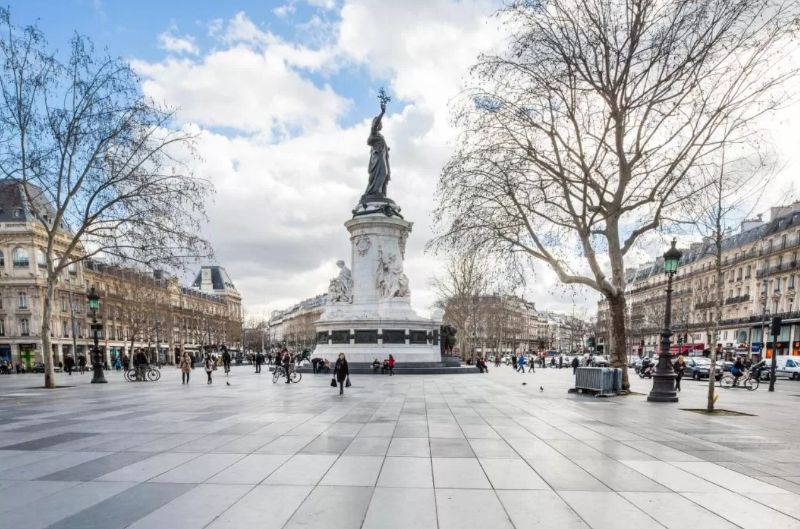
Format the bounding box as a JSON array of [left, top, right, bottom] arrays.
[[663, 239, 682, 275], [87, 286, 100, 312]]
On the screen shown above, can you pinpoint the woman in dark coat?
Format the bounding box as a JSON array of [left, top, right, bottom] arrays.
[[334, 353, 349, 395]]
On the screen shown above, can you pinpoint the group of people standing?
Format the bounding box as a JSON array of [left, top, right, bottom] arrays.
[[178, 345, 232, 385]]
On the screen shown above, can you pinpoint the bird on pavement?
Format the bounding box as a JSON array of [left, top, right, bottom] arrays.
[[539, 386, 544, 392], [226, 381, 231, 386]]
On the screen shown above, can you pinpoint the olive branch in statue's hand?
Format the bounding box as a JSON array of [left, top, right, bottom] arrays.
[[378, 87, 391, 112]]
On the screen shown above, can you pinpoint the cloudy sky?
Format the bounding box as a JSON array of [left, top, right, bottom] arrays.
[[10, 0, 800, 323]]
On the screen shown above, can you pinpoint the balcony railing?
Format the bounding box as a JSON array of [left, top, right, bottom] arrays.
[[725, 294, 750, 305], [694, 300, 716, 310], [755, 260, 799, 279]]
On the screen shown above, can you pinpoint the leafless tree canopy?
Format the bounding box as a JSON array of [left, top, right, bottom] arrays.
[[433, 0, 800, 387], [0, 10, 213, 387]]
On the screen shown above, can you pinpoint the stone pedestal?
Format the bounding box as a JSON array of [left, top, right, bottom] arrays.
[[314, 211, 442, 364]]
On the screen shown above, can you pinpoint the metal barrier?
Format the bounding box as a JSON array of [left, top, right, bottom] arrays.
[[575, 367, 622, 395]]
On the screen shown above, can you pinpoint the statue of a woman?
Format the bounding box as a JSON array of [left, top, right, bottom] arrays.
[[363, 99, 390, 198]]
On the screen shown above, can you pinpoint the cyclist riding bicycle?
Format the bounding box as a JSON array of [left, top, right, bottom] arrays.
[[281, 349, 292, 384], [730, 357, 745, 385]]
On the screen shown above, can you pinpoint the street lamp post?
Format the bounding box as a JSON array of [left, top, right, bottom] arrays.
[[648, 239, 682, 403], [87, 286, 107, 384]]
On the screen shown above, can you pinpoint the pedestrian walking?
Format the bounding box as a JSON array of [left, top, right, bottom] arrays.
[[64, 355, 74, 375], [333, 352, 350, 395], [388, 354, 395, 376], [571, 356, 579, 374], [559, 355, 564, 369], [78, 355, 86, 374], [180, 352, 192, 384], [527, 354, 535, 373], [121, 353, 130, 372], [221, 346, 231, 375], [674, 355, 686, 392], [510, 354, 517, 370], [255, 352, 263, 373], [204, 353, 214, 384]]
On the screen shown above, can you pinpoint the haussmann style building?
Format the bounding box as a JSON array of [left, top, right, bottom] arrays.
[[0, 179, 242, 370]]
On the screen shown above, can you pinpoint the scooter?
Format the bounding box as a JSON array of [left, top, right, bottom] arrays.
[[639, 364, 655, 378]]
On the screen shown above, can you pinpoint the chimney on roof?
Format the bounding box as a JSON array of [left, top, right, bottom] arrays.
[[769, 202, 800, 222], [740, 214, 764, 233]]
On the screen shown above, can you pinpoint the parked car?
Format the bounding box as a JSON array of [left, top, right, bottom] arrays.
[[772, 356, 800, 380], [30, 362, 46, 373], [590, 355, 610, 367]]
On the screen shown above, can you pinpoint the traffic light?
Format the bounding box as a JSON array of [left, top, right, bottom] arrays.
[[771, 316, 782, 338]]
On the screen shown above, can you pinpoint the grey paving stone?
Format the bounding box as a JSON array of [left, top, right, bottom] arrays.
[[284, 485, 374, 529], [0, 482, 135, 529], [435, 488, 514, 529], [38, 452, 147, 482], [497, 490, 590, 528], [2, 432, 98, 451], [362, 487, 437, 529], [207, 485, 312, 529], [126, 484, 251, 529], [44, 482, 194, 529]]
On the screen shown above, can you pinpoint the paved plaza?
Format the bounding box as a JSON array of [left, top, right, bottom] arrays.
[[1, 366, 799, 529]]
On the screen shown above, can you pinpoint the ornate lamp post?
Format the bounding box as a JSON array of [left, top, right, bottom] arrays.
[[648, 239, 682, 402], [87, 286, 107, 384]]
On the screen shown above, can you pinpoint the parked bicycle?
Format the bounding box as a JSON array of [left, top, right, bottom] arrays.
[[124, 366, 161, 382], [272, 364, 302, 384], [719, 368, 758, 391]]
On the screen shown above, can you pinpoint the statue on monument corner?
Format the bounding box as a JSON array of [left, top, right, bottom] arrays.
[[362, 88, 392, 200], [376, 248, 410, 299], [327, 260, 353, 303]]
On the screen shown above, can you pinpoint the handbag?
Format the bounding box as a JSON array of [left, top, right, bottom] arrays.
[[345, 377, 351, 388], [330, 377, 337, 387]]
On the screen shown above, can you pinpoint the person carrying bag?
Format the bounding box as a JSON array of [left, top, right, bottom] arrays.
[[333, 353, 350, 395]]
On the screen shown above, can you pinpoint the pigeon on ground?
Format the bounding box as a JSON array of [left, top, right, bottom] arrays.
[[226, 381, 231, 386], [539, 386, 544, 391], [522, 382, 527, 385]]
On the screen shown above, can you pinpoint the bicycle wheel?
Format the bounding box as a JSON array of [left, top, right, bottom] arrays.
[[290, 371, 302, 383], [720, 374, 734, 389], [147, 368, 160, 382], [746, 376, 759, 391], [272, 368, 281, 383], [124, 369, 135, 382]]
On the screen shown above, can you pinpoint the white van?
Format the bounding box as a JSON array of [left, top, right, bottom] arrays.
[[769, 355, 800, 380]]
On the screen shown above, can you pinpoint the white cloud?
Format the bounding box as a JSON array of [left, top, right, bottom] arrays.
[[157, 31, 199, 55], [131, 2, 506, 319], [133, 45, 347, 136]]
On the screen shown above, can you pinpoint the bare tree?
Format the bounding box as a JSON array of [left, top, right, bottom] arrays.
[[687, 148, 770, 411], [0, 11, 213, 387], [434, 250, 490, 360], [434, 0, 800, 389]]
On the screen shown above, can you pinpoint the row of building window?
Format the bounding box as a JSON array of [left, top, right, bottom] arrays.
[[0, 248, 79, 272]]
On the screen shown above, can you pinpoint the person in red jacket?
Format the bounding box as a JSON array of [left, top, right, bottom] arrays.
[[388, 354, 395, 376]]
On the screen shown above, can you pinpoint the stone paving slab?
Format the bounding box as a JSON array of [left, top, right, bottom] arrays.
[[1, 366, 800, 528]]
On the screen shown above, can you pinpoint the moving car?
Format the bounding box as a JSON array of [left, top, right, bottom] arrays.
[[686, 357, 712, 380]]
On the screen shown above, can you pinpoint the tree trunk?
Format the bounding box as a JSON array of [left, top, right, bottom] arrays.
[[42, 277, 56, 388], [607, 293, 630, 390]]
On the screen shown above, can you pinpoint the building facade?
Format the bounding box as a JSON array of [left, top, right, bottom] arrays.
[[268, 294, 327, 349], [441, 293, 589, 358], [596, 202, 800, 360], [0, 179, 242, 369]]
